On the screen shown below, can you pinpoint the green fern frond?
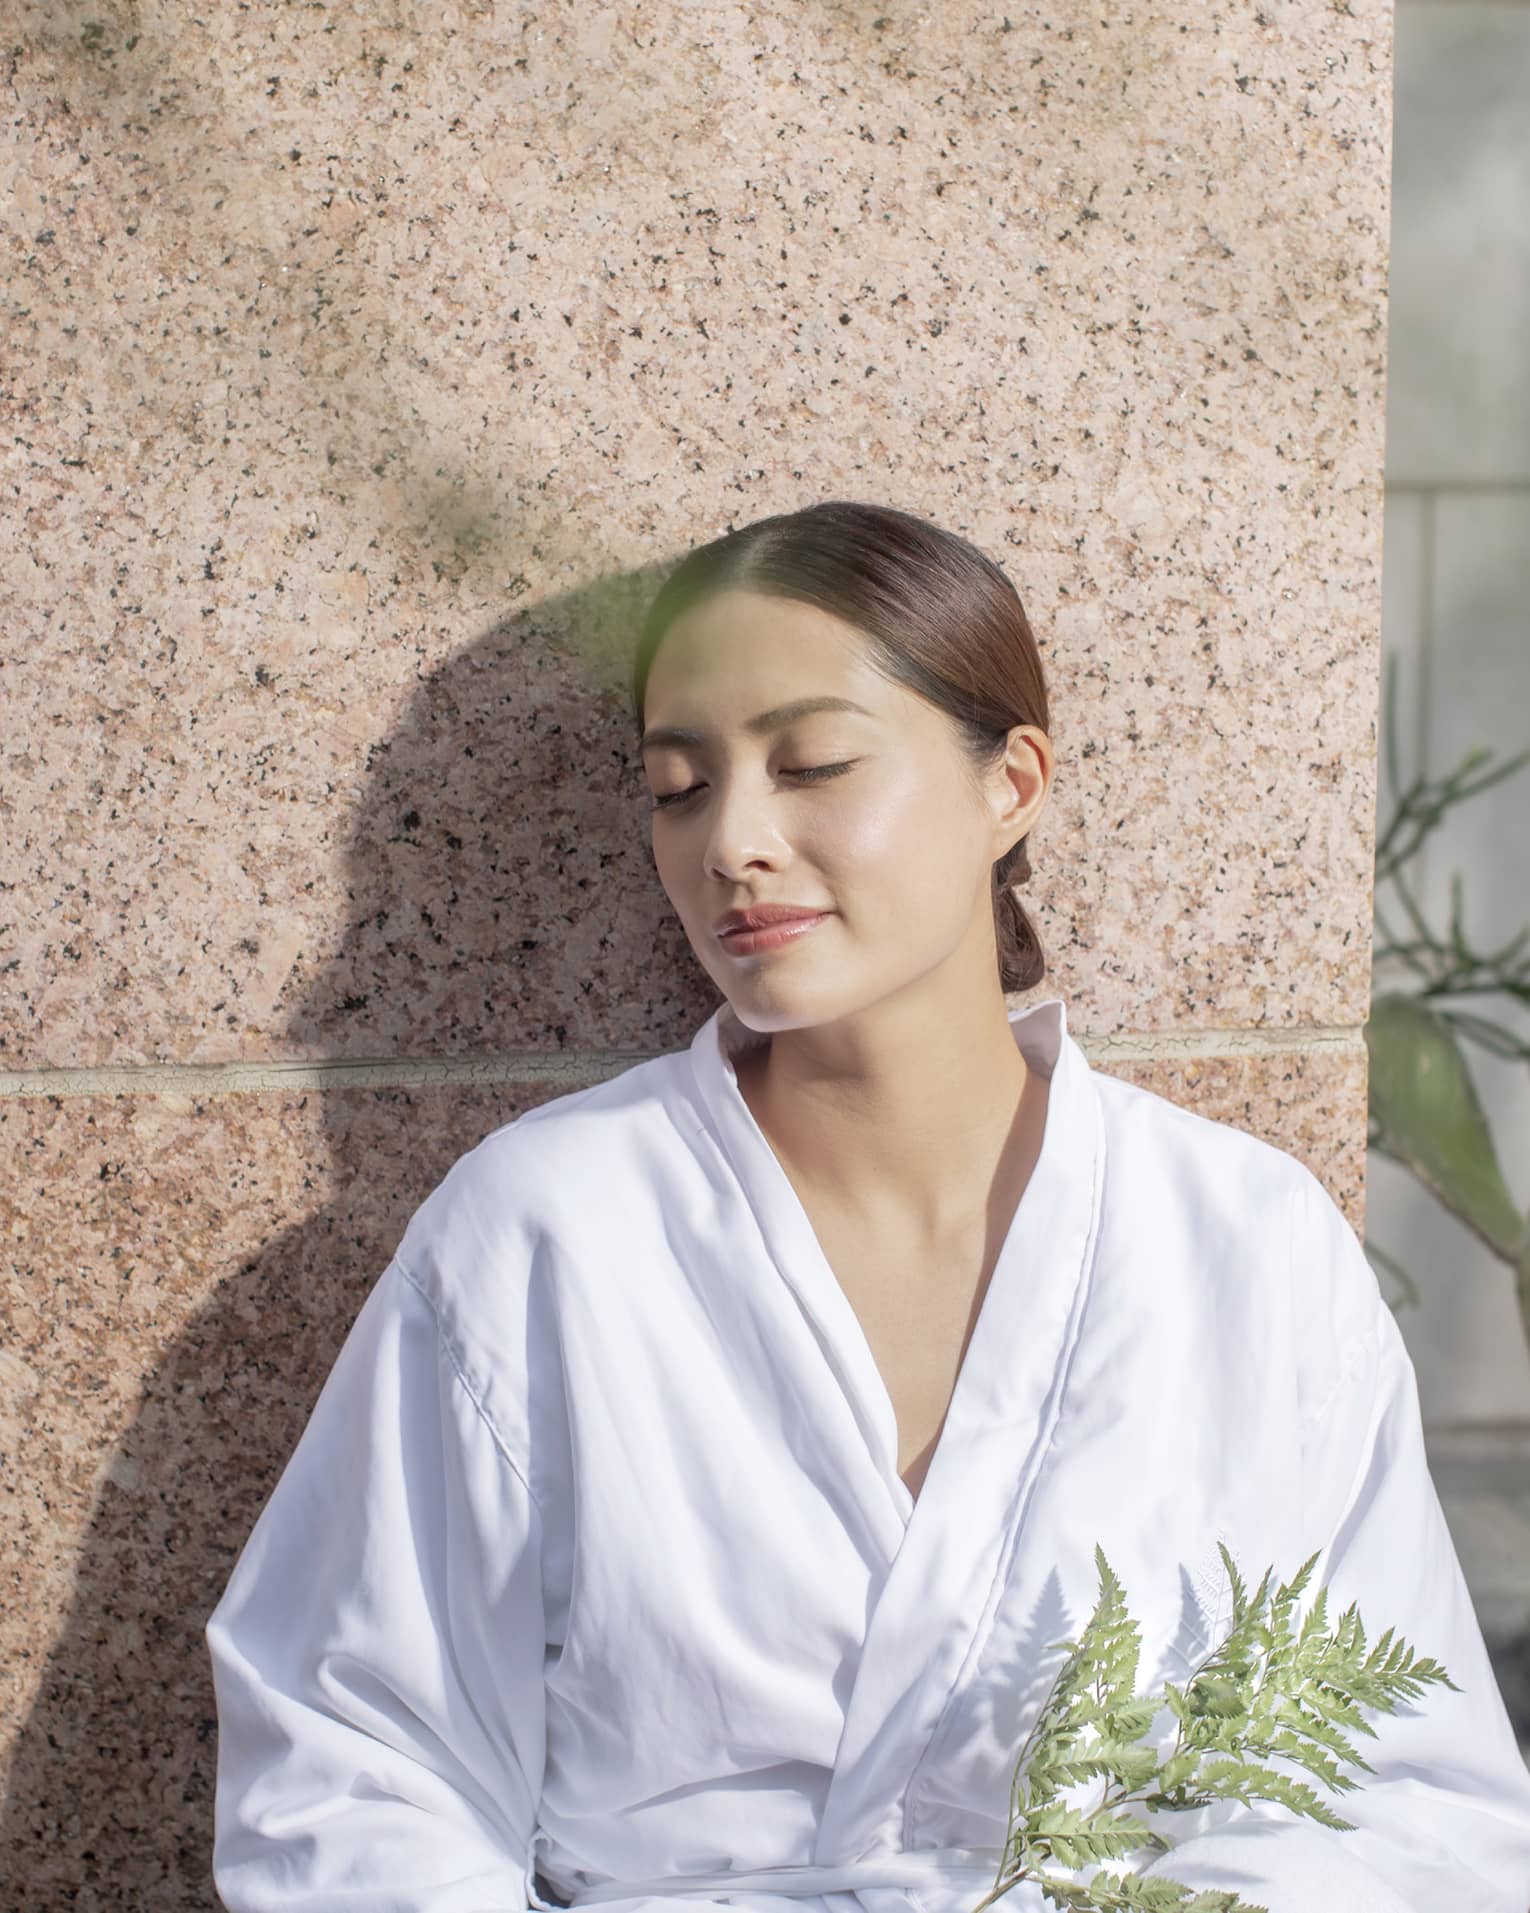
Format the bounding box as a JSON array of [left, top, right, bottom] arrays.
[[970, 1543, 1455, 1913]]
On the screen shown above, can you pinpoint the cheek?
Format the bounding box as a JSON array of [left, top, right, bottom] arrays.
[[814, 771, 932, 870]]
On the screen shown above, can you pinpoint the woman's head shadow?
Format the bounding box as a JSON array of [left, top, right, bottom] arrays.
[[3, 4, 1100, 1903], [1, 562, 720, 1907]]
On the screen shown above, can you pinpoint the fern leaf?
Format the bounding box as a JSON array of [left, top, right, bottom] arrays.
[[987, 1541, 1455, 1913]]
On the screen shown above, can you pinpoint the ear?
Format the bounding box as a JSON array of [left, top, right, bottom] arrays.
[[989, 723, 1052, 856]]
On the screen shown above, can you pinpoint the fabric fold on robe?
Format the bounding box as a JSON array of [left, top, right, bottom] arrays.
[[206, 1257, 549, 1911]]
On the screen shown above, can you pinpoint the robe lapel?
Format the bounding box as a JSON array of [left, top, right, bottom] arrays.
[[689, 997, 909, 1542], [687, 994, 1107, 1862]]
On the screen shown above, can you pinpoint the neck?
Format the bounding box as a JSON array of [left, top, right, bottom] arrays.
[[731, 994, 1040, 1237]]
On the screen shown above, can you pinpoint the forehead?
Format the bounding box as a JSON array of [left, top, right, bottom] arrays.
[[644, 589, 880, 715]]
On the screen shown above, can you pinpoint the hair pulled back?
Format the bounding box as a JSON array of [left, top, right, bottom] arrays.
[[631, 499, 1049, 994]]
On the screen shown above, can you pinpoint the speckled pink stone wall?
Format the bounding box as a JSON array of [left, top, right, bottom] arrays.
[[1, 2, 1390, 1904]]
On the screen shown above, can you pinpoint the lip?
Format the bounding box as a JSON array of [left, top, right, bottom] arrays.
[[716, 910, 832, 956], [715, 903, 831, 935]]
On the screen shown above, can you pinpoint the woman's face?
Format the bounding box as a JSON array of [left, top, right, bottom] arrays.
[[640, 586, 1049, 1030]]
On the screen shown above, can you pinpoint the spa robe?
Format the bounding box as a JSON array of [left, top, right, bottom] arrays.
[[205, 995, 1530, 1913]]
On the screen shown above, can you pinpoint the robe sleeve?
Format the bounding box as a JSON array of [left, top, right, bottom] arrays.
[[1139, 1164, 1530, 1913], [204, 1255, 549, 1912]]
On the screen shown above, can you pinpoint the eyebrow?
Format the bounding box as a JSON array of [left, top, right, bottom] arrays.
[[639, 695, 875, 756]]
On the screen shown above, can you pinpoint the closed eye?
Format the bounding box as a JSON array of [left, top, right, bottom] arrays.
[[651, 761, 858, 811]]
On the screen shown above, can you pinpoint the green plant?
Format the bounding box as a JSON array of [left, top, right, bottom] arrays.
[[1367, 653, 1530, 1333], [972, 1541, 1457, 1913]]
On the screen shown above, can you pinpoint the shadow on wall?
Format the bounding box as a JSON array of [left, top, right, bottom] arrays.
[[0, 565, 722, 1908], [6, 0, 940, 1890]]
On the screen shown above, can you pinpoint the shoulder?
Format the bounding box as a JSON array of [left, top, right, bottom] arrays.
[[1089, 1062, 1383, 1424], [390, 1041, 715, 1359], [384, 1045, 698, 1465], [1090, 1061, 1309, 1230], [395, 1045, 693, 1297]]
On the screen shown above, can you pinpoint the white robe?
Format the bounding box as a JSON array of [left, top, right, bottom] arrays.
[[206, 996, 1530, 1913]]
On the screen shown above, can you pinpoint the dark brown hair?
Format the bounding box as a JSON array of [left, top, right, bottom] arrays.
[[631, 499, 1050, 993]]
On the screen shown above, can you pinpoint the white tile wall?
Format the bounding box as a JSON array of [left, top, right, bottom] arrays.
[[1380, 5, 1530, 1744], [1374, 490, 1530, 1422], [1386, 3, 1530, 485], [1375, 3, 1530, 1440]]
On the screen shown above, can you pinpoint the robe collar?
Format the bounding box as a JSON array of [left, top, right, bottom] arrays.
[[700, 989, 1073, 1081], [684, 989, 1099, 1488], [684, 990, 1107, 1863]]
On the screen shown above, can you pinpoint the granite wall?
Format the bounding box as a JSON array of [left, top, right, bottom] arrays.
[[1, 3, 1392, 1904]]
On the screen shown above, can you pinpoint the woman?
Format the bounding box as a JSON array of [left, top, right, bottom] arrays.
[[206, 501, 1530, 1912]]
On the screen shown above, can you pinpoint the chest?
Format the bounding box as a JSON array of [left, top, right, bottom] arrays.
[[799, 1206, 999, 1501]]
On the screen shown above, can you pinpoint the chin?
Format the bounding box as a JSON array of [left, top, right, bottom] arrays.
[[715, 973, 855, 1036]]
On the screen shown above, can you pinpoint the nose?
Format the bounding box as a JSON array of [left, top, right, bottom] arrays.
[[701, 776, 788, 883]]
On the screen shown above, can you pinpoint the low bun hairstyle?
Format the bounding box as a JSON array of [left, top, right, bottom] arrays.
[[631, 499, 1050, 995]]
